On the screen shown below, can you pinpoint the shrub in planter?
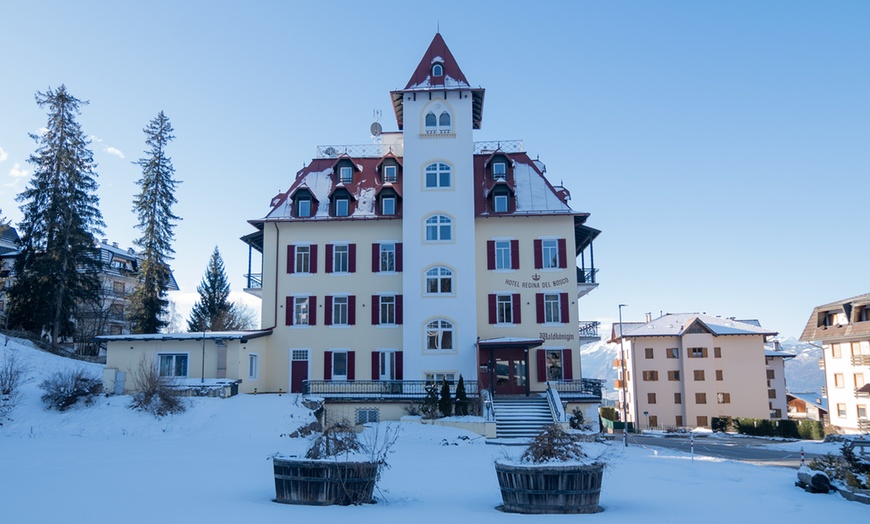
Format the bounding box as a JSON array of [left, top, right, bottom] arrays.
[[495, 424, 605, 514], [274, 421, 398, 506]]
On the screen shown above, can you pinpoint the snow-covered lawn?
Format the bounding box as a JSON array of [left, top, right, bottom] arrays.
[[1, 338, 865, 522]]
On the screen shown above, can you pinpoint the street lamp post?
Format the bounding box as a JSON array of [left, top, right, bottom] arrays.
[[618, 304, 628, 447]]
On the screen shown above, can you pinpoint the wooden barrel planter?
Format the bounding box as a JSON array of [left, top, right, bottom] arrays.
[[273, 457, 378, 506], [494, 462, 604, 514]]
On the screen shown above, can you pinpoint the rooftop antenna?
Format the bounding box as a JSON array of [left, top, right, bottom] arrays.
[[437, 21, 440, 34], [370, 109, 383, 146]]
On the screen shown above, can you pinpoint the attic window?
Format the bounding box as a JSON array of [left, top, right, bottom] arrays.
[[334, 197, 349, 217], [383, 165, 397, 183], [339, 166, 353, 184], [492, 162, 506, 179], [296, 196, 311, 218], [432, 63, 443, 77]]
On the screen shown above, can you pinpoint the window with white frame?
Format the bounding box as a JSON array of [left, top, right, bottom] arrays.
[[383, 165, 397, 183], [158, 354, 188, 377], [356, 408, 379, 424], [432, 63, 443, 77], [495, 240, 512, 270], [425, 214, 452, 241], [381, 196, 396, 215], [426, 319, 454, 351], [492, 162, 506, 179], [425, 163, 451, 188], [333, 244, 349, 273], [425, 372, 455, 385], [496, 294, 513, 324], [543, 293, 561, 323], [425, 266, 453, 294], [542, 239, 559, 269], [380, 243, 396, 272], [332, 352, 348, 380], [293, 296, 309, 325], [295, 245, 311, 273], [546, 350, 563, 380], [248, 354, 259, 380], [493, 192, 509, 213], [334, 197, 349, 217], [380, 295, 396, 325], [425, 112, 437, 128], [332, 296, 349, 325], [339, 166, 353, 183], [296, 196, 311, 218]]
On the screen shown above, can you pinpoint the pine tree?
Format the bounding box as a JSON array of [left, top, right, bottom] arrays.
[[187, 247, 251, 331], [454, 374, 469, 416], [439, 377, 453, 417], [8, 86, 105, 349], [128, 112, 180, 334]]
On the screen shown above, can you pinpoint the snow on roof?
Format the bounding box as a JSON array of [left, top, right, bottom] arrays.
[[95, 330, 273, 342], [623, 313, 777, 337], [787, 392, 828, 411], [512, 161, 572, 214]]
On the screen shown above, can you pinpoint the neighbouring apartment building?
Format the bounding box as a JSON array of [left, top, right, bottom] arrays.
[[611, 313, 789, 429], [100, 34, 603, 422], [800, 293, 870, 434]]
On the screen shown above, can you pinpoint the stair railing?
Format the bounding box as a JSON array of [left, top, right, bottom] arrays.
[[545, 382, 567, 423]]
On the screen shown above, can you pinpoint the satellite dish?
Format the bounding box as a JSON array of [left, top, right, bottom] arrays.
[[370, 122, 382, 136]]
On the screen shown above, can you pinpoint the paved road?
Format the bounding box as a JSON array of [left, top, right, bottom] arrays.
[[615, 434, 822, 468]]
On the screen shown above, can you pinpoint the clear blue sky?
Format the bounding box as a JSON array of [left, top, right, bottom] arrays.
[[1, 1, 867, 338]]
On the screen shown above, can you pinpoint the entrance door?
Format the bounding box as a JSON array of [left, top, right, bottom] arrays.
[[493, 348, 528, 395], [290, 349, 309, 393]]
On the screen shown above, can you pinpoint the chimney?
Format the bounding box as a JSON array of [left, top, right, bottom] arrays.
[[645, 312, 652, 323], [112, 242, 118, 248]]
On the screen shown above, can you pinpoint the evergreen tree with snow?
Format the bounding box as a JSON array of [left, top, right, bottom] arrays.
[[7, 86, 105, 350], [454, 374, 469, 416], [128, 112, 180, 334], [187, 247, 251, 332], [438, 377, 453, 417]]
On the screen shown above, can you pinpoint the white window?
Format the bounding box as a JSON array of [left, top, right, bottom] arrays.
[[425, 112, 437, 128], [424, 111, 452, 134], [425, 214, 452, 241], [425, 372, 456, 384], [295, 245, 311, 273], [379, 351, 397, 380], [426, 319, 454, 351], [380, 295, 396, 325], [332, 352, 348, 380], [496, 294, 513, 324], [543, 294, 561, 323], [381, 196, 396, 215], [380, 243, 396, 272], [493, 162, 506, 179], [334, 197, 349, 217], [158, 354, 188, 377], [432, 63, 443, 77], [425, 266, 453, 294], [542, 239, 559, 269], [493, 193, 508, 213], [356, 408, 379, 424], [495, 240, 512, 270], [248, 354, 259, 380], [293, 297, 309, 325], [425, 163, 451, 188], [332, 296, 349, 325], [333, 244, 349, 273], [296, 197, 311, 218], [339, 166, 353, 183], [383, 165, 397, 183], [438, 112, 451, 129]]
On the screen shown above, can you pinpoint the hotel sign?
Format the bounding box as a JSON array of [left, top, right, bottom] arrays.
[[504, 275, 570, 289]]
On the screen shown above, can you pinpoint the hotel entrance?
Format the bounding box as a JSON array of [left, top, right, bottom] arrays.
[[477, 338, 543, 397]]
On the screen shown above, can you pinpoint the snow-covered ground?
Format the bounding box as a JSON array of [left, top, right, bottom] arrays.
[[1, 337, 865, 522]]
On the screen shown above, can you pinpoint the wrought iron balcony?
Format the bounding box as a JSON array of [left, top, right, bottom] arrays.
[[303, 379, 479, 400], [244, 273, 262, 289], [578, 321, 600, 340], [547, 378, 603, 400]]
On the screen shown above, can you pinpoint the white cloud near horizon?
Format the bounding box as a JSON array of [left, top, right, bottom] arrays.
[[104, 146, 125, 159]]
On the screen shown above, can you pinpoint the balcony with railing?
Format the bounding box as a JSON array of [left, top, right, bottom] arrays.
[[819, 358, 825, 370], [303, 379, 480, 400], [547, 378, 604, 401], [244, 273, 262, 298], [851, 355, 870, 367], [576, 267, 599, 299], [314, 140, 524, 160], [578, 320, 600, 342]]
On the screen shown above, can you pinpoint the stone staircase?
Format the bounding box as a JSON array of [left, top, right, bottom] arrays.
[[492, 396, 555, 439]]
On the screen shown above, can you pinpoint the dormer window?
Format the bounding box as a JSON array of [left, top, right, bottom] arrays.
[[432, 63, 443, 77], [493, 162, 506, 179], [494, 193, 508, 213], [383, 165, 397, 183], [381, 196, 396, 215], [335, 197, 349, 217], [297, 196, 311, 218], [339, 166, 353, 184]]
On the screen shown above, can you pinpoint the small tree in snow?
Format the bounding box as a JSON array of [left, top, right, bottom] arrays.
[[438, 378, 453, 417]]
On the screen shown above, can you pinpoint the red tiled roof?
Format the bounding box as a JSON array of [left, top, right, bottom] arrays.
[[403, 33, 470, 90]]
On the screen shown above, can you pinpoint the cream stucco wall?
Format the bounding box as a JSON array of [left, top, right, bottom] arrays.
[[823, 340, 870, 433]]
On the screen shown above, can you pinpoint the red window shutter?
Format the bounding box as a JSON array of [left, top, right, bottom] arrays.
[[533, 239, 543, 269], [325, 244, 333, 273], [536, 293, 545, 323], [285, 296, 293, 325], [349, 243, 357, 273], [563, 349, 574, 380], [324, 351, 332, 380], [371, 295, 380, 325], [396, 243, 403, 272], [286, 245, 295, 274], [310, 245, 318, 273], [324, 296, 333, 325], [558, 238, 568, 269], [348, 295, 356, 325], [371, 243, 380, 273], [396, 295, 403, 325], [511, 240, 520, 270], [309, 296, 317, 325], [512, 294, 522, 324], [347, 351, 356, 380], [536, 349, 547, 382], [488, 294, 497, 324], [560, 293, 569, 323], [395, 351, 403, 380], [486, 240, 495, 270], [371, 351, 380, 380]]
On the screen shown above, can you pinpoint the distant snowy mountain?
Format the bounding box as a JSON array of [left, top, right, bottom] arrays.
[[578, 336, 825, 401]]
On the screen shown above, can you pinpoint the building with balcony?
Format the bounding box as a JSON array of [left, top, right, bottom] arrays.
[[611, 313, 785, 429], [100, 34, 602, 428], [800, 293, 870, 434]]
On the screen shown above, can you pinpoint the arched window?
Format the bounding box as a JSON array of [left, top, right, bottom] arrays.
[[439, 112, 451, 127], [425, 214, 452, 241], [426, 319, 453, 350], [425, 112, 437, 127], [425, 163, 451, 188], [432, 63, 443, 77], [424, 109, 452, 134], [425, 266, 453, 294]]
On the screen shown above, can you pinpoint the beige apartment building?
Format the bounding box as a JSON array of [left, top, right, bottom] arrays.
[[611, 313, 787, 429], [800, 293, 870, 434]]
